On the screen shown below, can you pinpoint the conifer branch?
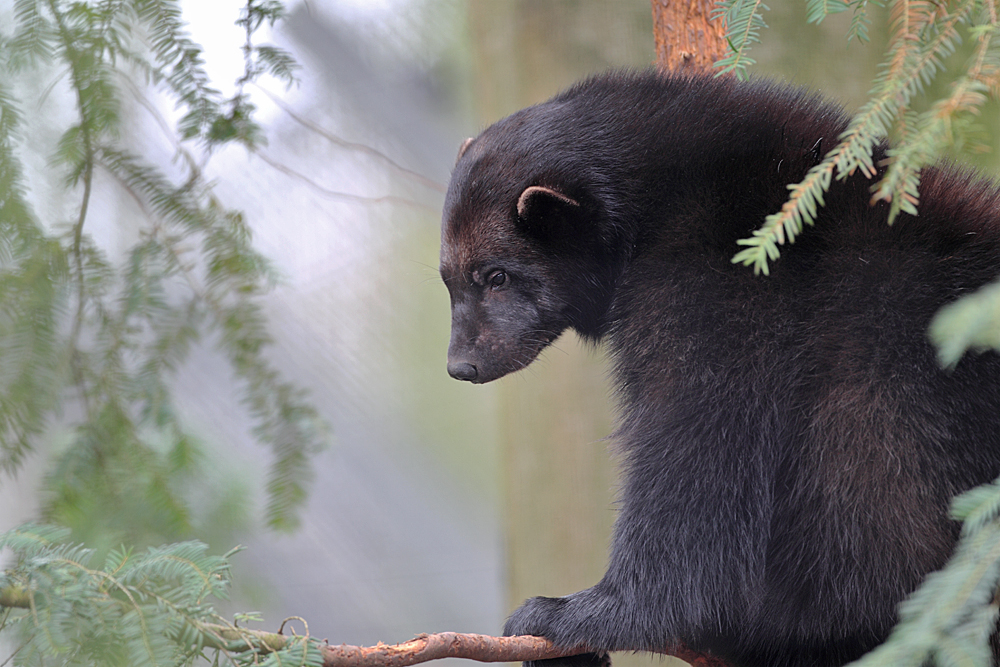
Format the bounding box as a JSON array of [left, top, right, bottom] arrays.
[[846, 0, 877, 44], [94, 148, 326, 530], [804, 0, 851, 26], [0, 0, 325, 532], [713, 0, 769, 79], [732, 0, 978, 274], [873, 20, 1000, 221], [46, 0, 99, 419]]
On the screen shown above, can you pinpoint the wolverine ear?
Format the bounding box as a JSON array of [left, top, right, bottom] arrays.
[[516, 186, 581, 243], [517, 185, 579, 221], [456, 137, 474, 163]]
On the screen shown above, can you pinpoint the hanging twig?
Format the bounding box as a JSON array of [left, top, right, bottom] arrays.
[[256, 85, 446, 193]]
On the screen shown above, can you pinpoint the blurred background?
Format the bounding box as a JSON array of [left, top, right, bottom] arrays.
[[3, 0, 989, 664]]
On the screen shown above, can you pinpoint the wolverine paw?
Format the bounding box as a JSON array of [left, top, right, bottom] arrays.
[[504, 595, 607, 667], [503, 596, 570, 641]]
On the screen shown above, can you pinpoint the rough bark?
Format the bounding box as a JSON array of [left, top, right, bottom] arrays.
[[317, 634, 729, 667], [650, 0, 729, 72]]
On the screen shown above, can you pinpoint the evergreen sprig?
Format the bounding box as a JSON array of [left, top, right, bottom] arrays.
[[728, 0, 989, 274], [846, 1, 880, 44], [844, 478, 1000, 667], [713, 0, 770, 80], [0, 524, 327, 667], [805, 0, 852, 25], [928, 276, 1000, 367], [718, 0, 1000, 367], [0, 0, 325, 539], [0, 77, 67, 473]]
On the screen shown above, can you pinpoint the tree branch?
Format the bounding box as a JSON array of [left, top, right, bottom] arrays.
[[201, 625, 728, 667], [324, 633, 585, 667], [252, 150, 439, 211], [0, 589, 726, 667], [255, 85, 446, 193]]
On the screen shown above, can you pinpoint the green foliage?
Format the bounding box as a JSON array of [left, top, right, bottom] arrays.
[[845, 1, 881, 44], [845, 478, 1000, 667], [715, 0, 1000, 370], [0, 524, 326, 667], [928, 277, 1000, 368], [0, 0, 325, 541], [713, 0, 770, 80], [0, 78, 66, 473], [717, 0, 1000, 275]]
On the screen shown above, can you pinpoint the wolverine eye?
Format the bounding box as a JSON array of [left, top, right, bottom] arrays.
[[489, 270, 507, 289]]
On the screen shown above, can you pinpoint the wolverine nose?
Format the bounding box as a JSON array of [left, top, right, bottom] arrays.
[[448, 361, 478, 382]]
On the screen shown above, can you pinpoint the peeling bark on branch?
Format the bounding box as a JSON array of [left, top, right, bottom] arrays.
[[316, 633, 729, 667], [322, 633, 583, 667]]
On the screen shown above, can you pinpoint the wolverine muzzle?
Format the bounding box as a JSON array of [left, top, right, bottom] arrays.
[[447, 360, 478, 382]]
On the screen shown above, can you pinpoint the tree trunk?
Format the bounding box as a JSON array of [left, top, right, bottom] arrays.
[[650, 0, 729, 72]]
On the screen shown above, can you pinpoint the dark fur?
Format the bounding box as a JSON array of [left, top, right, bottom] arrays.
[[439, 70, 1000, 667]]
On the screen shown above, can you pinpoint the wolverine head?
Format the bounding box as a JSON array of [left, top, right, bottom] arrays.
[[439, 113, 619, 384]]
